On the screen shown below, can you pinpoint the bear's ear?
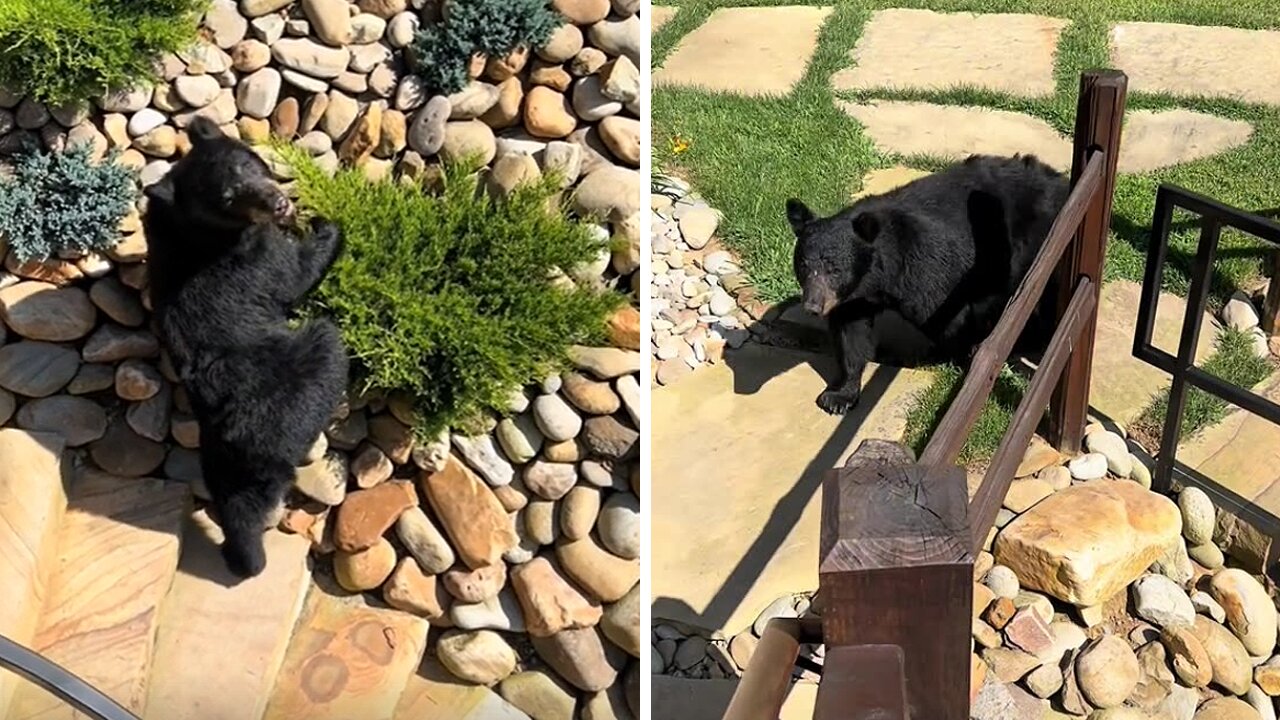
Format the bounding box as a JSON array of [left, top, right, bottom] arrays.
[[785, 198, 815, 234], [144, 177, 175, 206], [187, 117, 222, 146], [851, 212, 880, 242]]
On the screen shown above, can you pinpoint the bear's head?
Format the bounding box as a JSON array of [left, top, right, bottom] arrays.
[[785, 198, 881, 316], [144, 117, 295, 231]]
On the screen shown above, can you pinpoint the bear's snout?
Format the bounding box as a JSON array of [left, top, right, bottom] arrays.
[[802, 276, 838, 316]]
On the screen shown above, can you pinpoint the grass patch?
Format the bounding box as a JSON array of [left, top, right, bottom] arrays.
[[0, 0, 207, 105], [1130, 327, 1276, 448], [902, 363, 1030, 466], [653, 0, 1280, 304], [282, 149, 625, 438]]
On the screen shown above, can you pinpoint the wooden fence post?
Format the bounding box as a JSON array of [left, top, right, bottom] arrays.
[[1048, 70, 1128, 454], [818, 440, 974, 719]]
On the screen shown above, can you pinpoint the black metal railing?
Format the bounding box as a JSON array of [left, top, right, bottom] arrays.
[[0, 635, 140, 720], [1133, 184, 1280, 556]]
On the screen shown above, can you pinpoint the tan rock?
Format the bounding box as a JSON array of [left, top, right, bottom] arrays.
[[0, 281, 96, 341], [437, 630, 517, 686], [511, 556, 603, 637], [1255, 657, 1280, 695], [523, 86, 577, 139], [480, 77, 523, 129], [1189, 615, 1253, 696], [1016, 436, 1061, 477], [530, 627, 621, 692], [598, 116, 639, 167], [1193, 697, 1263, 719], [1162, 626, 1213, 688], [556, 536, 639, 603], [368, 413, 413, 464], [333, 480, 418, 552], [993, 481, 1181, 605], [443, 562, 508, 604], [607, 305, 640, 350], [601, 583, 639, 658], [337, 101, 383, 166], [1209, 568, 1278, 657], [552, 0, 609, 24], [422, 454, 519, 569], [376, 109, 406, 157], [264, 583, 429, 719], [333, 537, 398, 591], [383, 557, 447, 622]]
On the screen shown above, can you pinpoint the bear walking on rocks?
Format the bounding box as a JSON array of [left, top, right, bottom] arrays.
[[786, 154, 1068, 415], [143, 117, 349, 578]]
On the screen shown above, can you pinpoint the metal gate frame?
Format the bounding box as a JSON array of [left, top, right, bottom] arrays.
[[1133, 184, 1280, 558]]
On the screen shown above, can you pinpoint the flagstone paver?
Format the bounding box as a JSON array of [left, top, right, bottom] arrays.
[[394, 659, 530, 719], [832, 9, 1068, 98], [841, 101, 1074, 170], [850, 165, 931, 199], [652, 342, 934, 635], [651, 6, 677, 34], [1119, 109, 1254, 173], [653, 675, 817, 719], [655, 6, 833, 97], [1111, 22, 1280, 107], [1177, 374, 1280, 521]]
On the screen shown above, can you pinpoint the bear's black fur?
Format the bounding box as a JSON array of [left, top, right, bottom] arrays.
[[786, 154, 1068, 415], [143, 117, 349, 578]]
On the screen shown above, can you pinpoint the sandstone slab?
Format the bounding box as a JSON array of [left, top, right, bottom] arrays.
[[393, 658, 530, 719], [841, 101, 1072, 171], [1119, 109, 1253, 173], [651, 6, 677, 34], [1111, 22, 1280, 107], [264, 584, 429, 720], [832, 9, 1067, 98], [993, 481, 1181, 606], [655, 6, 833, 97], [146, 511, 312, 720], [0, 430, 67, 719], [8, 471, 188, 720]]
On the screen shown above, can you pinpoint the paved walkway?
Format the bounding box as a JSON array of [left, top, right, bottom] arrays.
[[653, 6, 1280, 168]]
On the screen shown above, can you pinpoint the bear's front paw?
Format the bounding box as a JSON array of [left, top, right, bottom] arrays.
[[816, 389, 860, 415], [309, 216, 339, 238]]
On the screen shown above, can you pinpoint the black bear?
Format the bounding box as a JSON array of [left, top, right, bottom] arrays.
[[786, 154, 1068, 415], [143, 117, 349, 578]]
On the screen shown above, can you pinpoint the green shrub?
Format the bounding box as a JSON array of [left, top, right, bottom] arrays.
[[409, 0, 561, 95], [0, 143, 137, 262], [281, 147, 625, 438], [0, 0, 206, 105]]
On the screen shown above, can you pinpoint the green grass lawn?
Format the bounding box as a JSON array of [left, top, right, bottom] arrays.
[[654, 0, 1280, 303], [654, 0, 1280, 462]]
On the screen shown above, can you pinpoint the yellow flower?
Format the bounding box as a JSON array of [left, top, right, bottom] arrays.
[[670, 135, 690, 155]]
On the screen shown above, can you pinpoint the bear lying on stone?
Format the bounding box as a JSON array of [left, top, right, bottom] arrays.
[[143, 117, 349, 578], [786, 154, 1068, 415]]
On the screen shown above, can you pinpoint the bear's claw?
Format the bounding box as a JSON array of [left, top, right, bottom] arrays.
[[816, 390, 859, 415]]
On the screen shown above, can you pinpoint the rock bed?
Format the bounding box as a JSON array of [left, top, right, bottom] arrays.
[[649, 176, 758, 386], [0, 0, 643, 716], [652, 423, 1280, 720]]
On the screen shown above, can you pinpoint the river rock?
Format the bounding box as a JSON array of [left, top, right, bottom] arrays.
[[1210, 569, 1279, 657]]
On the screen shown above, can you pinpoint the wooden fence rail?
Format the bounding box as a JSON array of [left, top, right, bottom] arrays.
[[719, 69, 1129, 720]]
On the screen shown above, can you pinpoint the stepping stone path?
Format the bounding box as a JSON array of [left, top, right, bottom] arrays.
[[651, 6, 677, 34], [655, 6, 833, 97], [831, 9, 1068, 98], [1111, 22, 1280, 106]]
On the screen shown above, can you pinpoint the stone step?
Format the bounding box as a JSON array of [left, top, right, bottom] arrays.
[[0, 430, 68, 719], [262, 580, 430, 720], [145, 510, 312, 720], [6, 470, 189, 720], [394, 658, 530, 719], [653, 675, 817, 719]]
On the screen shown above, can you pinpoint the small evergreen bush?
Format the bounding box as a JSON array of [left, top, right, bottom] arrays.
[[409, 0, 561, 95], [0, 0, 206, 105], [280, 147, 625, 437], [0, 144, 137, 262]]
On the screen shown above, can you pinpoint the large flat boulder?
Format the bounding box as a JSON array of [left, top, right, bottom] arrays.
[[993, 481, 1181, 606]]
